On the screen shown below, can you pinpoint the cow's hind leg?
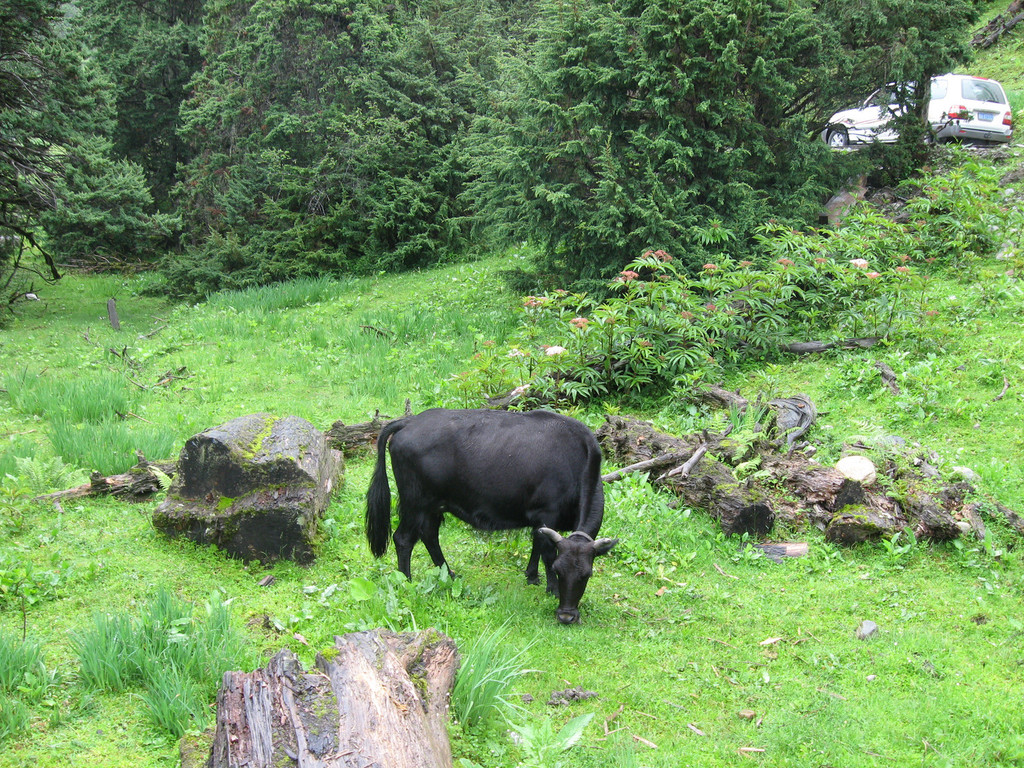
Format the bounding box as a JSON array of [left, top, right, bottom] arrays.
[[393, 515, 420, 580], [419, 512, 455, 578]]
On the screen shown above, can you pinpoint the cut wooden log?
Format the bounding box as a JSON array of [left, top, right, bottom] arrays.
[[153, 414, 342, 563], [207, 629, 459, 768]]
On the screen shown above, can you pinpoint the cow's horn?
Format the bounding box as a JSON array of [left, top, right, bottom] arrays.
[[594, 537, 619, 555], [538, 527, 562, 543], [572, 531, 594, 541]]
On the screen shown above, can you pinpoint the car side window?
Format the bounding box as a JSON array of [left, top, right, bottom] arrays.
[[930, 81, 947, 100]]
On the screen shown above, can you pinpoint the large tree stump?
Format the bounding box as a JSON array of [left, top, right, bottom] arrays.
[[207, 629, 459, 768]]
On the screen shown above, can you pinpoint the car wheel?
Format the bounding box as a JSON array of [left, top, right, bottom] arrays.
[[826, 126, 850, 149]]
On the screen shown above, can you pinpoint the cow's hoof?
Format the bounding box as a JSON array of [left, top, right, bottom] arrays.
[[526, 575, 540, 586]]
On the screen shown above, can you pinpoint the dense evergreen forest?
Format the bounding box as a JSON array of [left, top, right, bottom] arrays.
[[1, 0, 987, 302]]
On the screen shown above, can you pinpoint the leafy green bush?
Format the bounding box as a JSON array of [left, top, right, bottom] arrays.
[[469, 151, 1016, 403]]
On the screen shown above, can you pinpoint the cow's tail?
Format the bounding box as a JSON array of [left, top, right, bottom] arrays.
[[365, 419, 407, 558]]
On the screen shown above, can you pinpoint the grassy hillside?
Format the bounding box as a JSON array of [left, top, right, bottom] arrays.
[[3, 153, 1024, 767], [972, 0, 1024, 109]]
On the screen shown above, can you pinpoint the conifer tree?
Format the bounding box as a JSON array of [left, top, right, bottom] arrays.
[[170, 0, 497, 296], [467, 0, 983, 286]]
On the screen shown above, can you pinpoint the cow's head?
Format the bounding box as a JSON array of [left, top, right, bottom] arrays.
[[538, 528, 618, 624]]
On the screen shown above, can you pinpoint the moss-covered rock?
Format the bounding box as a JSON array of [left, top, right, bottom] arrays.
[[152, 414, 343, 563]]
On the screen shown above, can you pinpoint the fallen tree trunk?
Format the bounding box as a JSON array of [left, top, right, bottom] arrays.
[[972, 0, 1024, 48], [36, 454, 176, 502], [325, 402, 412, 456], [207, 629, 459, 768], [597, 415, 774, 536]]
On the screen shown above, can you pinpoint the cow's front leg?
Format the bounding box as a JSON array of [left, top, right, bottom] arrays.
[[528, 531, 558, 592], [525, 539, 541, 585]]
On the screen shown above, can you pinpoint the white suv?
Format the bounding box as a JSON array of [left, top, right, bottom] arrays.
[[822, 73, 1013, 149]]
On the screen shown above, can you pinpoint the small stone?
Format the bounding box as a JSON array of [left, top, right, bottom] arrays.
[[738, 710, 757, 720], [866, 674, 877, 681], [950, 465, 981, 484], [836, 455, 877, 486], [856, 620, 878, 640]]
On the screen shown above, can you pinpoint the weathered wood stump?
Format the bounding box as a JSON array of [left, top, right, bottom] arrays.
[[206, 629, 459, 768], [153, 414, 342, 563]]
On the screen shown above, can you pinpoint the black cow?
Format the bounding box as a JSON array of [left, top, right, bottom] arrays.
[[365, 408, 617, 624]]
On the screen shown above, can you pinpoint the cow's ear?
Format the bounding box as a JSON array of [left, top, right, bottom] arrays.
[[593, 537, 618, 556]]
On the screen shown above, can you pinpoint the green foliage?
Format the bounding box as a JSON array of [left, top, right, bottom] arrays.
[[4, 370, 133, 423], [0, 548, 74, 631], [508, 712, 594, 768], [74, 589, 252, 739], [3, 369, 176, 474], [467, 150, 1017, 403], [466, 0, 851, 283], [0, 0, 88, 282], [49, 417, 178, 475], [40, 134, 179, 266], [0, 695, 30, 744], [170, 0, 501, 296], [77, 0, 204, 208]]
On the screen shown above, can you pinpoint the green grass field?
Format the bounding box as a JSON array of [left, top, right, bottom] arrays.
[[3, 205, 1024, 766]]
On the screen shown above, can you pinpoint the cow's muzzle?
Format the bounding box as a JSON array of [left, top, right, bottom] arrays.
[[556, 608, 580, 625]]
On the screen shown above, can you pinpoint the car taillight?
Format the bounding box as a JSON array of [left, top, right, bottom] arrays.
[[947, 105, 969, 120], [1004, 111, 1013, 127]]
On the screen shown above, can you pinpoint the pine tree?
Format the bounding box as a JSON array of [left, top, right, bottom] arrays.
[[77, 0, 205, 209]]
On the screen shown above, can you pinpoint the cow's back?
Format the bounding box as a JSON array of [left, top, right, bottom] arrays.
[[388, 409, 600, 531]]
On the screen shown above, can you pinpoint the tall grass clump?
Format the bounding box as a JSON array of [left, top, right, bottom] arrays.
[[0, 634, 45, 695], [452, 624, 535, 732], [74, 589, 252, 739], [0, 438, 37, 480], [4, 371, 134, 423], [0, 695, 30, 744], [49, 417, 177, 475], [205, 275, 346, 313], [0, 634, 48, 744]]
